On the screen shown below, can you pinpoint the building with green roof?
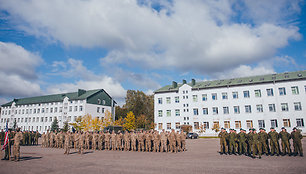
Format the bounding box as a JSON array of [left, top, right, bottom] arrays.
[[0, 89, 116, 132], [154, 70, 306, 136]]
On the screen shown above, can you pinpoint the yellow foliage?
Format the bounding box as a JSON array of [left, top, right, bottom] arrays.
[[114, 117, 124, 127], [101, 110, 114, 129], [123, 111, 136, 131]]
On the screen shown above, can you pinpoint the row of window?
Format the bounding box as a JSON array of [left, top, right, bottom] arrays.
[[1, 100, 85, 110], [158, 86, 305, 104], [158, 118, 305, 130], [1, 105, 84, 116], [0, 125, 51, 132], [157, 102, 302, 117]]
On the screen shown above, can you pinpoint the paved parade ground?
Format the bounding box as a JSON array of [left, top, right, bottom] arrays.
[[0, 138, 305, 174]]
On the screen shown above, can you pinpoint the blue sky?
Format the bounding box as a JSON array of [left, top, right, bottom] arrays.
[[0, 0, 305, 106]]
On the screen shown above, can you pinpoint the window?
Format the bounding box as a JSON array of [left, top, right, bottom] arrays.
[[203, 122, 209, 129], [97, 107, 100, 113], [193, 108, 199, 115], [212, 107, 218, 115], [166, 110, 171, 117], [281, 103, 288, 111], [192, 95, 198, 102], [55, 107, 57, 113], [279, 87, 286, 96], [202, 94, 207, 101], [222, 92, 228, 100], [79, 106, 83, 111], [28, 118, 31, 122], [158, 123, 163, 130], [158, 110, 163, 117], [256, 104, 263, 112], [232, 92, 238, 99], [267, 88, 274, 96], [246, 120, 253, 129], [283, 119, 291, 127], [212, 93, 217, 100], [245, 105, 251, 113], [258, 120, 265, 128], [42, 108, 45, 113], [166, 97, 171, 104], [102, 100, 106, 105], [291, 86, 299, 95], [234, 106, 240, 114], [45, 117, 48, 122], [158, 98, 162, 104], [192, 122, 199, 129], [235, 121, 241, 129], [36, 117, 39, 122], [37, 109, 40, 114], [49, 117, 52, 122], [254, 89, 261, 97], [74, 106, 78, 112], [294, 102, 302, 111], [224, 121, 230, 129], [175, 96, 179, 103], [69, 106, 72, 112], [202, 108, 208, 115], [271, 119, 278, 128], [243, 91, 250, 98], [98, 99, 101, 104], [223, 107, 229, 114], [41, 117, 43, 122], [50, 108, 53, 113], [167, 123, 171, 130], [296, 118, 304, 127], [213, 121, 219, 129], [175, 109, 180, 116], [176, 122, 180, 129], [268, 104, 276, 112]]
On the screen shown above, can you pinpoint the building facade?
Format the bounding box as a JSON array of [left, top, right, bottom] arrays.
[[0, 89, 116, 133], [154, 71, 306, 135]]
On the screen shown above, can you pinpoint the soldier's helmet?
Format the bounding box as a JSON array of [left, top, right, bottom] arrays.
[[270, 127, 275, 130], [281, 127, 286, 130], [293, 127, 297, 130]]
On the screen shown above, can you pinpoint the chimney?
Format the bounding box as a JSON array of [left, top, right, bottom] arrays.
[[191, 79, 196, 86], [182, 79, 187, 84], [78, 89, 86, 96], [172, 81, 178, 88]]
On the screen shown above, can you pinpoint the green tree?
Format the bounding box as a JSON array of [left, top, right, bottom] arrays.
[[62, 121, 69, 132], [51, 117, 59, 132], [123, 111, 136, 131], [115, 106, 128, 120]]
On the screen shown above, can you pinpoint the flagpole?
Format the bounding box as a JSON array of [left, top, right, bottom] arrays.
[[8, 138, 10, 161]]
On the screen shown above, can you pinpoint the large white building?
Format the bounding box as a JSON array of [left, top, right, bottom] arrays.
[[0, 89, 116, 133], [154, 70, 306, 136]]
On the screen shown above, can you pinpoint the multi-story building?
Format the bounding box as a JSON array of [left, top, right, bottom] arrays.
[[0, 89, 116, 133], [154, 70, 306, 135]]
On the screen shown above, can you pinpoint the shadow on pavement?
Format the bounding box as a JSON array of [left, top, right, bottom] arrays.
[[20, 156, 42, 161]]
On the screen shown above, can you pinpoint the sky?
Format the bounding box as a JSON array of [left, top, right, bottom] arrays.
[[0, 0, 305, 106]]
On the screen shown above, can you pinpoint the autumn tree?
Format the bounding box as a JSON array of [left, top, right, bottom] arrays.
[[70, 116, 82, 131], [62, 121, 69, 132], [101, 110, 114, 129], [124, 111, 136, 131]]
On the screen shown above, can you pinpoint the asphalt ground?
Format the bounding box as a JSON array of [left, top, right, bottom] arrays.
[[0, 138, 305, 174]]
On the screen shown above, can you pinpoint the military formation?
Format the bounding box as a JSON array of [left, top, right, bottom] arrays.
[[0, 128, 25, 161], [218, 127, 303, 159], [41, 129, 186, 154]]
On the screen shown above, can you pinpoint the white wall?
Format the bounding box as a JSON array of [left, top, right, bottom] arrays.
[[154, 80, 306, 135]]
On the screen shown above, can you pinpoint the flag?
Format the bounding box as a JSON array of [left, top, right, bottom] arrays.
[[1, 121, 9, 151]]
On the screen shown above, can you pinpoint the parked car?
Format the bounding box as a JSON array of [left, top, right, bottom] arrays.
[[186, 132, 199, 139]]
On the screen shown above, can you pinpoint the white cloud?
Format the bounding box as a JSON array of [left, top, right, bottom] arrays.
[[213, 64, 275, 80], [48, 58, 126, 100], [46, 77, 126, 99], [0, 42, 42, 97], [0, 0, 301, 74]]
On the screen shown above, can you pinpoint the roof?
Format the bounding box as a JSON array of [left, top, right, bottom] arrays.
[[1, 89, 104, 107], [154, 70, 306, 94]]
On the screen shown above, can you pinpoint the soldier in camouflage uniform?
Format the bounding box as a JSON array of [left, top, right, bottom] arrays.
[[160, 129, 167, 152], [258, 128, 269, 155], [98, 131, 104, 150], [247, 128, 253, 156], [104, 131, 110, 150], [130, 130, 137, 151], [111, 131, 116, 150], [251, 129, 262, 159], [238, 128, 247, 155], [291, 127, 303, 156], [218, 128, 228, 155], [279, 127, 291, 156], [153, 130, 160, 152], [145, 131, 153, 152], [116, 130, 123, 151], [268, 127, 280, 156], [180, 131, 186, 151], [228, 129, 237, 155], [64, 131, 71, 155], [123, 131, 130, 151], [13, 128, 23, 161], [169, 129, 177, 153], [137, 131, 145, 152]]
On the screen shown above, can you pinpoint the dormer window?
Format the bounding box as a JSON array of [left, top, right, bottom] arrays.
[[98, 99, 101, 104]]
